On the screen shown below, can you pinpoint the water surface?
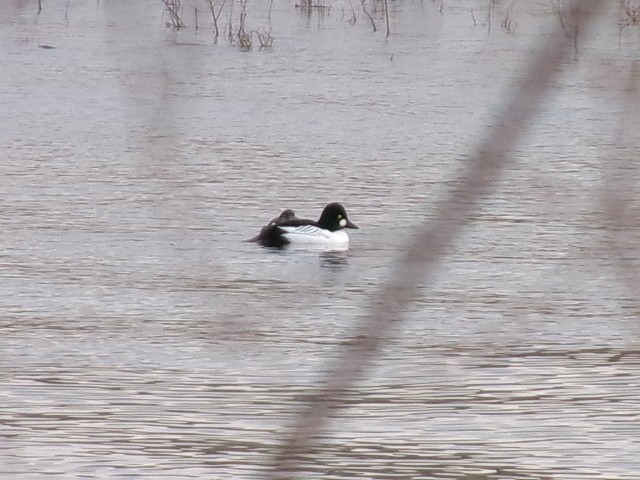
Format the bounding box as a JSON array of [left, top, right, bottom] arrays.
[[1, 1, 639, 478]]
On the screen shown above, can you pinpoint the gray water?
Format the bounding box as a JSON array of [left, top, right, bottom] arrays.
[[2, 1, 640, 478]]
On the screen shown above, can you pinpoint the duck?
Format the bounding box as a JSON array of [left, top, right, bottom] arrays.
[[249, 203, 359, 249]]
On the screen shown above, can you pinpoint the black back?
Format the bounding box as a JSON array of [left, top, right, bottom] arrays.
[[248, 209, 299, 246]]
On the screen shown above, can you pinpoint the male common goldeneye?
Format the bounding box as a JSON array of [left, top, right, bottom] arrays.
[[250, 203, 359, 249]]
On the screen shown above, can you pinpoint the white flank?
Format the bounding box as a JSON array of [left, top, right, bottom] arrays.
[[280, 225, 350, 251]]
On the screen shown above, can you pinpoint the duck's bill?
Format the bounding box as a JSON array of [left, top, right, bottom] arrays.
[[346, 220, 359, 229]]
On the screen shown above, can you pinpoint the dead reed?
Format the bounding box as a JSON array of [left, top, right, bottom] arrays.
[[204, 0, 227, 42], [255, 28, 274, 49], [501, 5, 516, 33], [163, 0, 186, 29], [294, 0, 331, 13], [553, 0, 581, 56], [361, 0, 377, 32], [620, 0, 640, 25]]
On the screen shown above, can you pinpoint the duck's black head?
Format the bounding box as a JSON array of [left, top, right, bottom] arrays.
[[317, 202, 359, 232]]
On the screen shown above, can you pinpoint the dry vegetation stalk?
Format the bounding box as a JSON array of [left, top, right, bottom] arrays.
[[361, 0, 376, 32], [266, 1, 604, 478], [384, 0, 390, 38], [205, 0, 227, 42], [163, 0, 186, 29]]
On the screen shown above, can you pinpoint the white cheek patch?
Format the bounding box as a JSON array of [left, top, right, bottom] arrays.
[[339, 218, 347, 227]]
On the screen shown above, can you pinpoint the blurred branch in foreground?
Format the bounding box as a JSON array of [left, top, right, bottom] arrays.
[[266, 0, 604, 478], [602, 60, 640, 302]]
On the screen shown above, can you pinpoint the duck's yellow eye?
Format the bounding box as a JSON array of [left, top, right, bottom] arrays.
[[337, 214, 342, 220]]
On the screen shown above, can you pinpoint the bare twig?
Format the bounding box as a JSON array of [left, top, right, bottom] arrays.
[[361, 0, 376, 32], [234, 0, 251, 50], [553, 0, 580, 57], [227, 0, 235, 44], [501, 5, 516, 34], [384, 0, 390, 38], [618, 0, 640, 41], [620, 0, 640, 25], [163, 0, 186, 29], [347, 0, 357, 24], [205, 0, 227, 42], [266, 1, 603, 477], [255, 28, 273, 48]]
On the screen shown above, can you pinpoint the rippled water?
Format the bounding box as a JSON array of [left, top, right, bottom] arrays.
[[2, 1, 640, 478]]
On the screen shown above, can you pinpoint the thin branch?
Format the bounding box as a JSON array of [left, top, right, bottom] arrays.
[[227, 0, 235, 44], [347, 0, 357, 24], [361, 0, 376, 32], [205, 0, 227, 42], [384, 0, 390, 38]]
